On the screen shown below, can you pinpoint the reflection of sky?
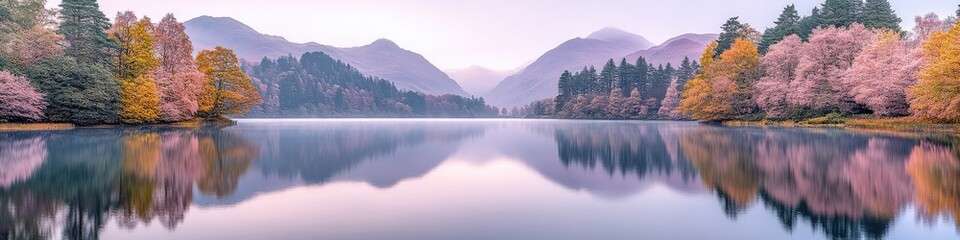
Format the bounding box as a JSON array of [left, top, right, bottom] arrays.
[[90, 120, 959, 240]]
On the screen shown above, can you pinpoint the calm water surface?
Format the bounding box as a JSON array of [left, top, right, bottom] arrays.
[[1, 119, 960, 240]]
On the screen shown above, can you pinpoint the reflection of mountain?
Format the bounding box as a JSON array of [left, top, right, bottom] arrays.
[[0, 128, 258, 239], [678, 127, 919, 239], [192, 121, 487, 206]]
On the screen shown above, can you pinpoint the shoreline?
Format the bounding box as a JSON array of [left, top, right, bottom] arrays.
[[723, 117, 960, 135], [0, 118, 237, 132]]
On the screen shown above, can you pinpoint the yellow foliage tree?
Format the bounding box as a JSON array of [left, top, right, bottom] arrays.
[[119, 75, 162, 124], [910, 21, 960, 122], [196, 46, 262, 118], [680, 39, 761, 121], [112, 13, 161, 123]]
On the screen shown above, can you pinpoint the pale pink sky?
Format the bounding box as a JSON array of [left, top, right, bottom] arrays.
[[46, 0, 959, 70]]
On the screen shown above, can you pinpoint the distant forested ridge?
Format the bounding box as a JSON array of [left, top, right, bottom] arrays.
[[518, 57, 698, 119], [245, 52, 499, 118]]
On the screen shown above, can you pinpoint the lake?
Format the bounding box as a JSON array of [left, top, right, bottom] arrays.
[[1, 119, 959, 240]]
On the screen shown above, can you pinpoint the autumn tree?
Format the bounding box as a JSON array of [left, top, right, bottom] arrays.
[[0, 71, 44, 121], [843, 31, 919, 116], [620, 88, 644, 118], [658, 78, 682, 118], [0, 0, 60, 69], [755, 35, 803, 119], [112, 12, 160, 124], [153, 14, 204, 122], [196, 47, 262, 118], [909, 21, 960, 122], [606, 88, 625, 119], [680, 42, 728, 120]]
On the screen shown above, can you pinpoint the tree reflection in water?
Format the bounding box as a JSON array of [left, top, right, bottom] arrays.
[[0, 128, 258, 239], [1, 122, 960, 240]]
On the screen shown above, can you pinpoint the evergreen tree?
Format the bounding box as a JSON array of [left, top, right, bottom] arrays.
[[819, 0, 864, 28], [599, 59, 617, 93], [57, 0, 116, 67], [760, 5, 801, 54], [617, 58, 633, 92], [556, 70, 573, 110], [797, 7, 823, 40], [715, 17, 747, 57], [861, 0, 901, 31], [25, 55, 119, 125]]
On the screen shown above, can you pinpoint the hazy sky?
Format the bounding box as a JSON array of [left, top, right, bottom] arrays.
[[46, 0, 959, 70]]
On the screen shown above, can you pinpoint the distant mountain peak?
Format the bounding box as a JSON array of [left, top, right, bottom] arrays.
[[587, 27, 633, 39], [584, 27, 654, 52], [369, 38, 399, 48]]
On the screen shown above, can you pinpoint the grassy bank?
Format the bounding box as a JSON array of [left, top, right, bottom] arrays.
[[0, 117, 237, 132], [0, 123, 76, 132], [724, 117, 960, 135]]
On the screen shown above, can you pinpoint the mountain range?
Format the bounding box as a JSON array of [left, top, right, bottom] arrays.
[[183, 16, 470, 96], [183, 16, 717, 108], [483, 29, 718, 108]]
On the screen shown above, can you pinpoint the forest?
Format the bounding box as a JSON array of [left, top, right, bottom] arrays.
[[0, 0, 262, 125], [681, 0, 960, 122], [544, 57, 699, 119], [549, 0, 960, 123], [245, 52, 499, 117]]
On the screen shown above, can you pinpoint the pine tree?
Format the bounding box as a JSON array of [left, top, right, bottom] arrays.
[[599, 59, 617, 93], [715, 17, 747, 57], [797, 7, 823, 40], [820, 0, 864, 28], [861, 0, 901, 32], [760, 5, 801, 54], [57, 0, 116, 67]]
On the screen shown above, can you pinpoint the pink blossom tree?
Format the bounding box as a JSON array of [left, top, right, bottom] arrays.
[[153, 14, 205, 122], [843, 31, 921, 116], [0, 71, 45, 121], [659, 78, 683, 119], [755, 35, 803, 119], [789, 24, 875, 114], [912, 13, 951, 46]]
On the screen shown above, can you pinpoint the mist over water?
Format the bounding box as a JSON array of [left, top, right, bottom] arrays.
[[1, 119, 959, 239]]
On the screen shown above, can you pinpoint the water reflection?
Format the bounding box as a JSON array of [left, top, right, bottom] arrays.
[[0, 120, 959, 239], [0, 129, 258, 239]]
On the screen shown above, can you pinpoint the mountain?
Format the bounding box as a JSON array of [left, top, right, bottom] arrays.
[[483, 28, 654, 108], [183, 16, 470, 96], [445, 66, 519, 96], [484, 31, 716, 108], [586, 27, 655, 51], [625, 33, 719, 66]]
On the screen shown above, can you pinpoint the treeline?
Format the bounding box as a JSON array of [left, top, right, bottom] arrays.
[[679, 1, 960, 122], [0, 0, 260, 125], [552, 57, 699, 119], [246, 52, 499, 117]]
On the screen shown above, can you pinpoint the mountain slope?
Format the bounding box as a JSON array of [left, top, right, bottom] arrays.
[[484, 28, 654, 108], [183, 16, 470, 96], [484, 32, 716, 108], [625, 33, 719, 66]]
